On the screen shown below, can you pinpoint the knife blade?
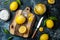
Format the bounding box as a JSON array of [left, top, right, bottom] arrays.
[[37, 17, 44, 29], [32, 17, 44, 38]]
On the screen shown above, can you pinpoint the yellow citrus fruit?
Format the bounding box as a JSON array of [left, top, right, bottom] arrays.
[[15, 15, 26, 24], [28, 16, 33, 22], [19, 26, 27, 34], [40, 34, 49, 40], [10, 1, 18, 11], [39, 27, 44, 32], [48, 0, 55, 4], [28, 13, 33, 17], [34, 3, 46, 15], [46, 19, 54, 29]]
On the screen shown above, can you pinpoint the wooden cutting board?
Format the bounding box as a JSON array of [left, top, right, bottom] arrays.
[[9, 7, 35, 38]]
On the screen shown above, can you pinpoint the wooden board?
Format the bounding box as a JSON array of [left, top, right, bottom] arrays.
[[9, 7, 35, 38]]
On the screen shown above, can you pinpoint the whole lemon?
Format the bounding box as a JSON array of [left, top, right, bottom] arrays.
[[46, 19, 54, 29], [19, 26, 27, 34], [39, 27, 44, 32], [48, 0, 55, 4], [10, 1, 18, 11], [34, 4, 46, 15], [40, 34, 49, 40], [15, 15, 26, 24]]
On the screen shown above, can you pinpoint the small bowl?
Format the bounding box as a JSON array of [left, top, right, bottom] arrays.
[[0, 8, 10, 21]]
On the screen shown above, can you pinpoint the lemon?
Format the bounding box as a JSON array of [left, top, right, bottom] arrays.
[[10, 1, 18, 11], [46, 19, 54, 29], [39, 27, 44, 32], [28, 16, 33, 22], [15, 15, 26, 24], [19, 26, 27, 34], [28, 13, 33, 17], [34, 3, 46, 15], [48, 0, 55, 4], [40, 34, 49, 40]]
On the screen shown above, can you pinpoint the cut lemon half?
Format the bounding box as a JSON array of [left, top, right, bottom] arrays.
[[48, 0, 55, 4], [19, 26, 27, 34]]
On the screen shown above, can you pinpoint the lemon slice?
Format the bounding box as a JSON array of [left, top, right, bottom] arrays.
[[19, 26, 27, 34], [48, 0, 55, 4]]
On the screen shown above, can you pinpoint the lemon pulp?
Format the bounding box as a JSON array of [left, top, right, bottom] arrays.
[[48, 0, 55, 4], [19, 26, 27, 34]]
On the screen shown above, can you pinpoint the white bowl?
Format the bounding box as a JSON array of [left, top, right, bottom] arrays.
[[0, 9, 10, 21]]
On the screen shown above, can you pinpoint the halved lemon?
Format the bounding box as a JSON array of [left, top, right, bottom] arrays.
[[19, 26, 27, 34], [48, 0, 55, 4]]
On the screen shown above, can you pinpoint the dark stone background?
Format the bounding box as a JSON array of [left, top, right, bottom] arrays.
[[0, 0, 60, 40]]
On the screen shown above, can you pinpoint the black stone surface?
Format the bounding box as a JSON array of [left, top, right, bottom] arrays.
[[0, 0, 60, 40]]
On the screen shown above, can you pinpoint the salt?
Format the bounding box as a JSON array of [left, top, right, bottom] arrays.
[[0, 10, 10, 21]]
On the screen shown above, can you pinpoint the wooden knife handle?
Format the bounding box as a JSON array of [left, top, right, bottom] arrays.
[[32, 29, 37, 38]]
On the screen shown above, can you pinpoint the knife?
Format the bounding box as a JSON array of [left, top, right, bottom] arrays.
[[32, 17, 44, 38]]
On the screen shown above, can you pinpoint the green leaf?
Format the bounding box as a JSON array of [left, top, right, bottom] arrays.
[[49, 16, 58, 21], [8, 36, 13, 40], [3, 28, 10, 34], [4, 0, 9, 5], [4, 1, 8, 5], [16, 0, 21, 5], [44, 19, 48, 26]]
